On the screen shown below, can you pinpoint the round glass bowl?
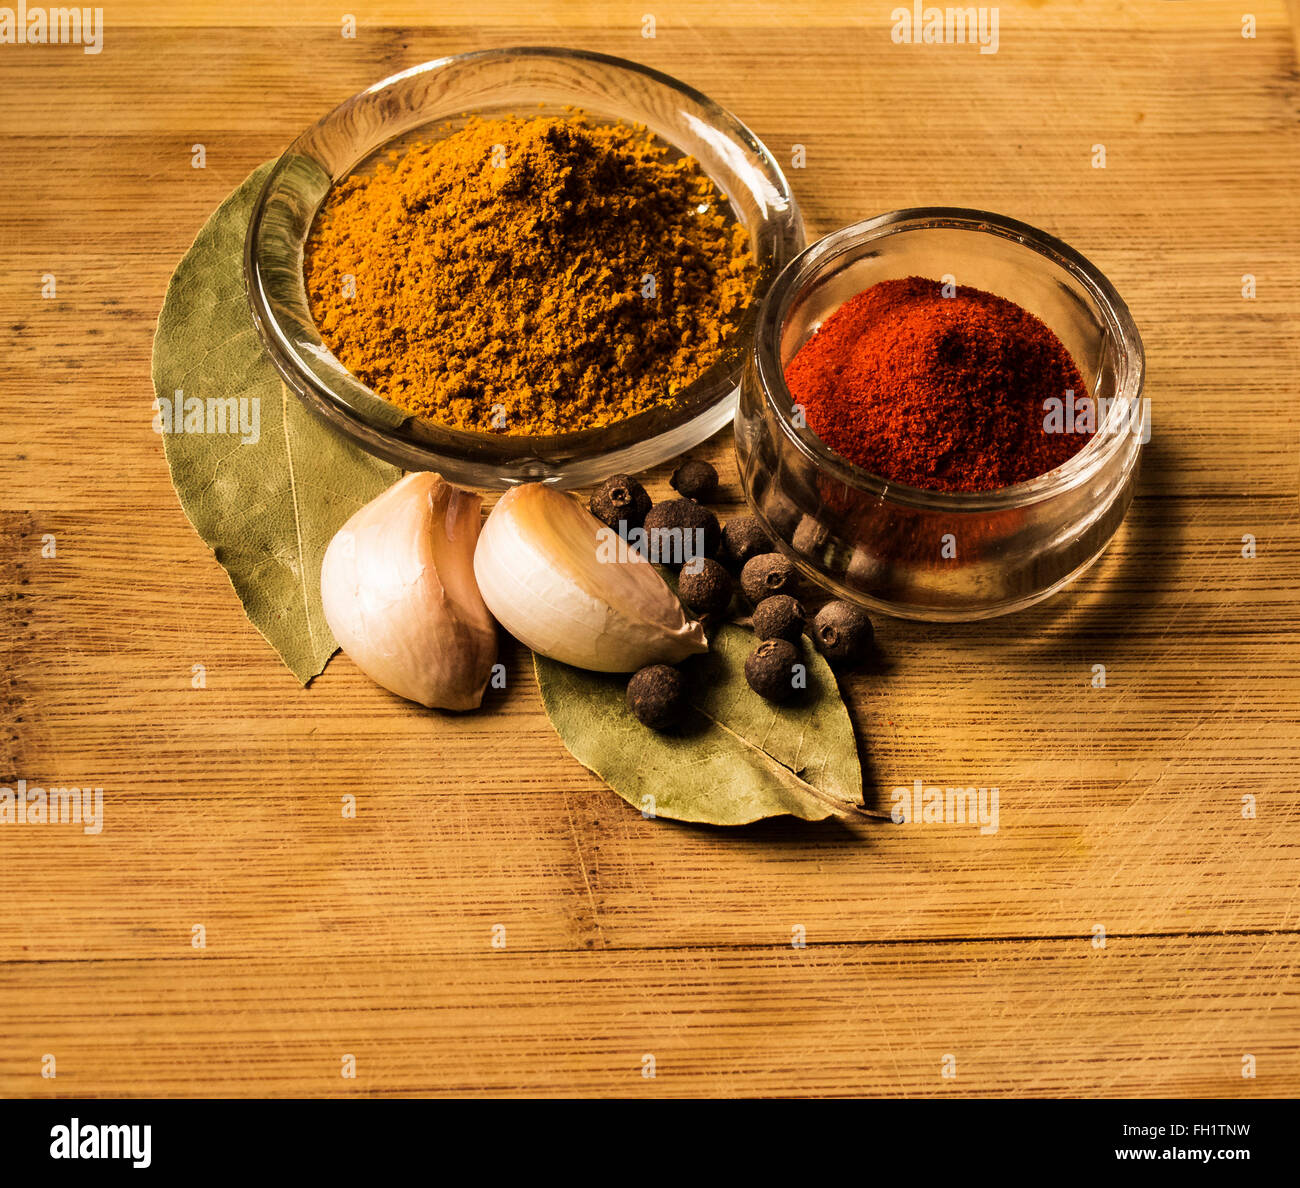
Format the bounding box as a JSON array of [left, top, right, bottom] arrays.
[[735, 208, 1146, 621], [245, 47, 804, 489]]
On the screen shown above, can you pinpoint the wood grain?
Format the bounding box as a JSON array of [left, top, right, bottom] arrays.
[[1, 1, 1298, 1098], [4, 935, 1296, 1097]]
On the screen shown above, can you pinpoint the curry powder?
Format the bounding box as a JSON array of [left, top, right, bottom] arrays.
[[304, 114, 754, 435]]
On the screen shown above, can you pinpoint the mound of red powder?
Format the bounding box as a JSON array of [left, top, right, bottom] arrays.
[[783, 276, 1091, 493]]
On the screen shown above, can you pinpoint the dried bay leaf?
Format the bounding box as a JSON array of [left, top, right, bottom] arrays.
[[151, 163, 400, 683], [535, 624, 865, 825]]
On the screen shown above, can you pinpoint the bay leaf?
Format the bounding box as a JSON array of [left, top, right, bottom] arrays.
[[151, 163, 400, 684], [535, 624, 865, 825]]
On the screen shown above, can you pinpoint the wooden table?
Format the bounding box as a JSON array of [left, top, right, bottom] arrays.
[[2, 1, 1298, 1098]]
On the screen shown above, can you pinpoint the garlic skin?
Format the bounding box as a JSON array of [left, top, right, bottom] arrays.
[[321, 472, 498, 710], [474, 484, 708, 673]]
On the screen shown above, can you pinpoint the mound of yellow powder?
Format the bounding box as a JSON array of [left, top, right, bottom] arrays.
[[305, 114, 754, 435]]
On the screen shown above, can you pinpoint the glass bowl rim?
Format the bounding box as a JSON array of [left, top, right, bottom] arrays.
[[749, 206, 1147, 512], [244, 44, 804, 468]]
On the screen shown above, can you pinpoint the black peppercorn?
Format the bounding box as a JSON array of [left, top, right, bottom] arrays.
[[758, 491, 800, 538], [589, 473, 652, 534], [740, 551, 797, 604], [677, 557, 733, 616], [643, 498, 721, 568], [720, 514, 771, 571], [626, 664, 687, 731], [791, 515, 830, 557], [811, 600, 874, 669], [752, 594, 805, 642], [744, 638, 804, 702], [669, 458, 719, 502]]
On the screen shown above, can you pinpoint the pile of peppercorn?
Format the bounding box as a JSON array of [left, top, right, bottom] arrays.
[[588, 459, 876, 732]]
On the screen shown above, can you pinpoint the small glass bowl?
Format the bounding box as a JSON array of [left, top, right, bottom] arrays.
[[245, 47, 804, 489], [735, 208, 1146, 621]]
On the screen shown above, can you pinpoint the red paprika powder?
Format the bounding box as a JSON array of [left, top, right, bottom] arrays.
[[783, 276, 1090, 493]]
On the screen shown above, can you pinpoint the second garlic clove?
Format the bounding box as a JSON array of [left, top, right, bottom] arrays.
[[473, 483, 708, 673]]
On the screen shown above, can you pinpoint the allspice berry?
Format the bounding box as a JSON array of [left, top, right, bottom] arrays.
[[744, 638, 803, 702], [720, 514, 771, 571], [752, 594, 805, 642], [811, 600, 874, 669], [678, 557, 733, 616], [626, 664, 686, 731], [643, 498, 721, 567], [670, 458, 719, 502], [740, 551, 797, 604], [589, 473, 652, 534]]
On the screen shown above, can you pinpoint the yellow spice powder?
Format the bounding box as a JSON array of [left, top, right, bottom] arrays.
[[304, 114, 754, 435]]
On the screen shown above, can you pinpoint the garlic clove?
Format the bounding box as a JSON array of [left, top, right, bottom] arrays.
[[321, 472, 498, 711], [473, 483, 708, 673]]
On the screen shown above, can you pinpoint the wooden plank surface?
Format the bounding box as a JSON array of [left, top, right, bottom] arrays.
[[2, 1, 1298, 1097]]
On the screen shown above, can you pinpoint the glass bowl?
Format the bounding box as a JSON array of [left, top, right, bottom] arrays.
[[735, 208, 1146, 621], [245, 47, 804, 489]]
